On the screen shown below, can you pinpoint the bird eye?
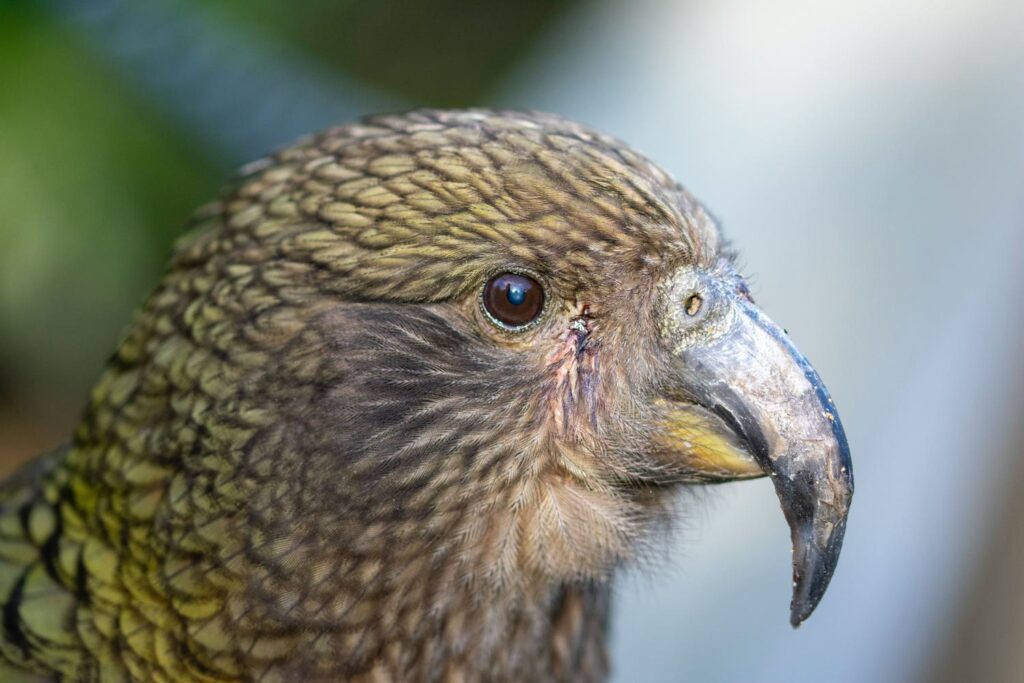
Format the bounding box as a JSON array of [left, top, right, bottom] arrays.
[[482, 272, 545, 330], [685, 293, 704, 316]]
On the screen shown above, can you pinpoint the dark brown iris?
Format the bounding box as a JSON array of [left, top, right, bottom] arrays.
[[482, 273, 544, 329]]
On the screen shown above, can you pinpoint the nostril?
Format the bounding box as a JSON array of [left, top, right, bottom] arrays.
[[685, 293, 703, 316]]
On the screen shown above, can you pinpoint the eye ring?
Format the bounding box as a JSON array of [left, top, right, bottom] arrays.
[[480, 270, 546, 332]]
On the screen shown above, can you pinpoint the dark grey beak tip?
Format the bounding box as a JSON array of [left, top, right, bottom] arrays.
[[786, 492, 852, 628], [790, 518, 847, 626], [766, 412, 853, 628]]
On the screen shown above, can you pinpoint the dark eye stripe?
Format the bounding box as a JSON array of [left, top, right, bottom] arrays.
[[482, 273, 544, 329]]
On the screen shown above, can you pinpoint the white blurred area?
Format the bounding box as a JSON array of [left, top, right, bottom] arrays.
[[501, 1, 1024, 681]]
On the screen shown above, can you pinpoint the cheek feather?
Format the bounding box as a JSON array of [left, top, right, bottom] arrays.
[[543, 307, 602, 439]]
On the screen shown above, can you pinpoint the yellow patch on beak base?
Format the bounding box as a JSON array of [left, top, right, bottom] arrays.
[[656, 402, 764, 482]]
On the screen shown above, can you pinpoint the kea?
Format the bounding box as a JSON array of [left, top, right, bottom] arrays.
[[0, 109, 853, 682]]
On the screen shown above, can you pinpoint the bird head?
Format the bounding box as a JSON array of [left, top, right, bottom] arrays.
[[154, 109, 852, 629]]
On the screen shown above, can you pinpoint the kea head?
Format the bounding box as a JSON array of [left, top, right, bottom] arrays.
[[97, 109, 852, 636]]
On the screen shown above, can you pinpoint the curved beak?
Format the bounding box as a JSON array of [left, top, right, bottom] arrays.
[[668, 299, 854, 626]]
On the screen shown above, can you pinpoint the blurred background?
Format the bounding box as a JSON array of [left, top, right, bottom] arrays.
[[2, 0, 1023, 680]]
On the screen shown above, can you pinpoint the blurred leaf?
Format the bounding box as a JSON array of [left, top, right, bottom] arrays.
[[0, 7, 222, 414], [195, 0, 588, 105]]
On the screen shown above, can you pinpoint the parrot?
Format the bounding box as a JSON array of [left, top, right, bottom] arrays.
[[0, 109, 853, 682]]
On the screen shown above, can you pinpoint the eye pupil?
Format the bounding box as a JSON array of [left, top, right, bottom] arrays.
[[685, 294, 703, 316], [506, 284, 526, 306], [483, 273, 544, 330]]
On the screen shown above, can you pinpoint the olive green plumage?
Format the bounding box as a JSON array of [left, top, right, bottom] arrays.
[[0, 109, 849, 682]]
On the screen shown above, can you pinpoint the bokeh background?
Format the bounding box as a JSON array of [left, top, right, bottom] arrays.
[[2, 0, 1023, 681]]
